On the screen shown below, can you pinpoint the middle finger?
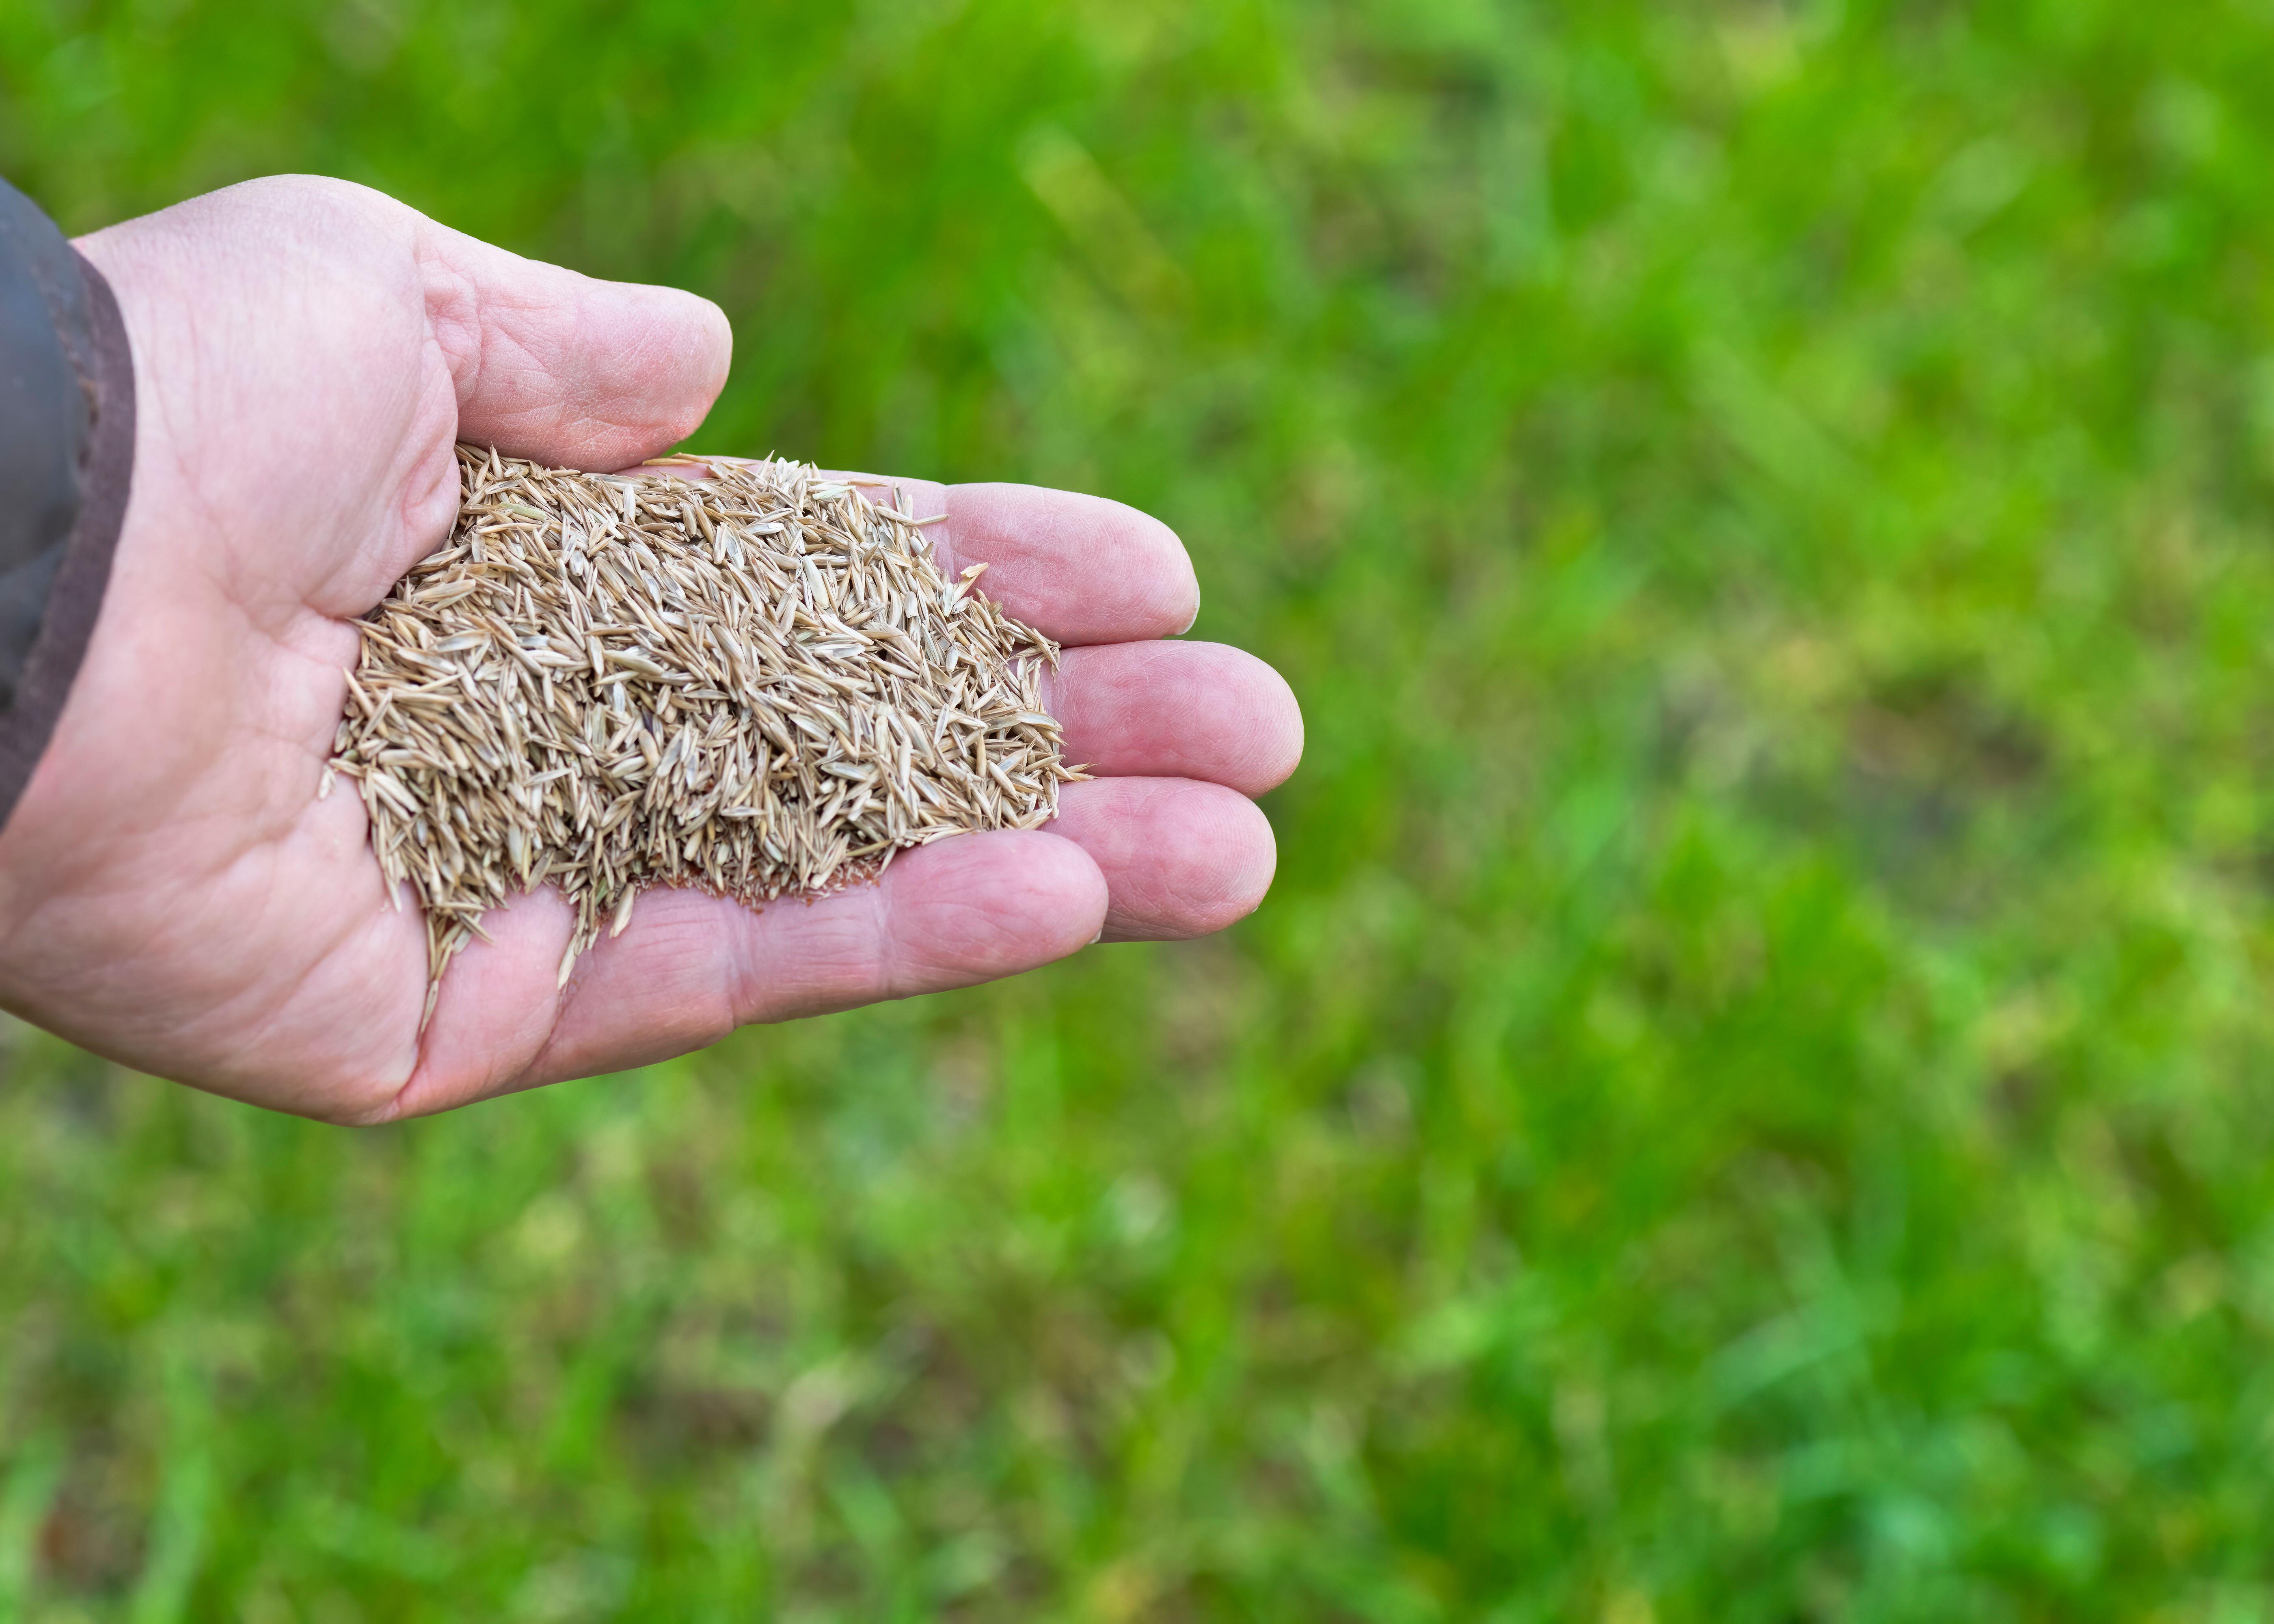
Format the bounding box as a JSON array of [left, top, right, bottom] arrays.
[[1043, 640, 1302, 797]]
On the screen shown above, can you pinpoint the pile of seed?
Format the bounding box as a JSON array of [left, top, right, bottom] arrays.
[[328, 443, 1079, 1018]]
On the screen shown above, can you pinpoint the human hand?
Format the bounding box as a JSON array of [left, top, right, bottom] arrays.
[[0, 175, 1300, 1122]]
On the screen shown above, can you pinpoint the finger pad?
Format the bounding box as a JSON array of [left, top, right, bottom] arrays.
[[877, 830, 1108, 986], [1050, 778, 1277, 939], [1054, 641, 1304, 795], [948, 483, 1199, 644]]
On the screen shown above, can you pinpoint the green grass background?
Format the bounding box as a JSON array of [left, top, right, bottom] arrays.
[[6, 0, 2274, 1616]]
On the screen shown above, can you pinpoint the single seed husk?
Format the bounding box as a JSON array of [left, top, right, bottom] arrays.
[[328, 444, 1084, 1026]]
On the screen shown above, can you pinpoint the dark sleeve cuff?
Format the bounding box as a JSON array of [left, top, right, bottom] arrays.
[[0, 177, 135, 834]]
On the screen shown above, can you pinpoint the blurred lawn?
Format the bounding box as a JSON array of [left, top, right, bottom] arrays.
[[8, 0, 2274, 1617]]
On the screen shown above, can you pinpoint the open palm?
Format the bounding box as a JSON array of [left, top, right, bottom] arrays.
[[0, 177, 1299, 1122]]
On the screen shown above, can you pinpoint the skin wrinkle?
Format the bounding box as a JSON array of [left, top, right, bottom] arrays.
[[37, 823, 361, 1052], [663, 915, 745, 1056], [500, 899, 718, 1098], [20, 752, 279, 907], [424, 235, 603, 462], [62, 618, 415, 1100], [32, 591, 332, 896], [384, 391, 463, 529], [205, 901, 392, 1108], [164, 472, 316, 638], [451, 1010, 562, 1119], [931, 501, 964, 579], [394, 428, 459, 553], [415, 238, 485, 398], [918, 894, 1019, 986], [426, 225, 725, 465], [393, 892, 575, 1121], [271, 596, 363, 670], [145, 419, 252, 624], [723, 878, 768, 1028], [868, 857, 905, 1003], [227, 631, 350, 752]]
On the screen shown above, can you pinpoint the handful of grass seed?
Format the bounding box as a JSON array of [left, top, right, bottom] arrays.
[[329, 444, 1079, 1019]]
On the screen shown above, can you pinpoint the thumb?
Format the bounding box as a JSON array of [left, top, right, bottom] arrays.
[[415, 217, 732, 471]]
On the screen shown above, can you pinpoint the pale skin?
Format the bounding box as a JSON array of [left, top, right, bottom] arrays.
[[0, 176, 1301, 1123]]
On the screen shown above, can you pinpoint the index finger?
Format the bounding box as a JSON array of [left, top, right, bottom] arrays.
[[647, 460, 1201, 645], [841, 474, 1200, 647]]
